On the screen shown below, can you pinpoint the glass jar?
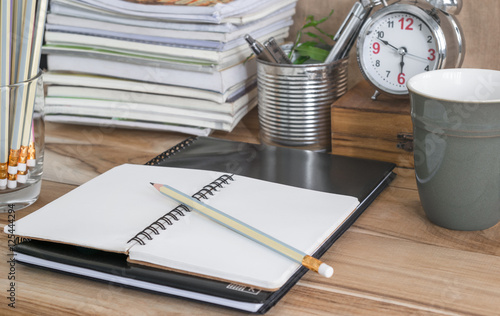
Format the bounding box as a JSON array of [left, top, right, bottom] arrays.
[[0, 71, 44, 211]]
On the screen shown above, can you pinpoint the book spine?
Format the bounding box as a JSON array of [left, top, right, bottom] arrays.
[[128, 174, 234, 246], [145, 136, 197, 166]]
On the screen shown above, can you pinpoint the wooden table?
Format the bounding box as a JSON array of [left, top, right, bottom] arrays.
[[1, 108, 499, 315]]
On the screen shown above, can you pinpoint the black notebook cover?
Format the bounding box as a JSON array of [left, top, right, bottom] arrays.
[[14, 136, 395, 313]]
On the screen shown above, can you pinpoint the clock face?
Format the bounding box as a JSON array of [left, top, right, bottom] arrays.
[[359, 12, 439, 95]]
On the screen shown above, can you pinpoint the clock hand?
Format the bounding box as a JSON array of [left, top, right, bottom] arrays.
[[379, 38, 430, 63], [405, 52, 429, 62], [400, 54, 405, 74], [378, 37, 398, 51], [397, 47, 406, 75]]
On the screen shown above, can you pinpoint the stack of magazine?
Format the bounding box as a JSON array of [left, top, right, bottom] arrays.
[[42, 0, 298, 135]]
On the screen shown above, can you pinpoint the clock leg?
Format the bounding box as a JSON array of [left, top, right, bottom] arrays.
[[371, 90, 381, 100]]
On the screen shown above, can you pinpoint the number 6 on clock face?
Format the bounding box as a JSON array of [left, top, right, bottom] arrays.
[[356, 1, 465, 97]]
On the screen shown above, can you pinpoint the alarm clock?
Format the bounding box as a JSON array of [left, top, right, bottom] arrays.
[[356, 0, 465, 99]]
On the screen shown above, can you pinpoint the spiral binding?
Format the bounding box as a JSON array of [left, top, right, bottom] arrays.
[[144, 136, 197, 166], [127, 174, 234, 246]]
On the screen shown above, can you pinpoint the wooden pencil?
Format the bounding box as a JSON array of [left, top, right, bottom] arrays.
[[151, 182, 334, 278], [0, 0, 12, 189], [7, 0, 37, 188], [17, 0, 48, 182]]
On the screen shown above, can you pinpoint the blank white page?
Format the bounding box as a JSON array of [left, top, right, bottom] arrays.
[[128, 173, 359, 290], [9, 164, 224, 252]]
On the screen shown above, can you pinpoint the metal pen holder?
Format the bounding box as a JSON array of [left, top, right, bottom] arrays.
[[257, 58, 349, 152]]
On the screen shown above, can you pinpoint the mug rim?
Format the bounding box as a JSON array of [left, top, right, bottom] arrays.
[[407, 68, 500, 104]]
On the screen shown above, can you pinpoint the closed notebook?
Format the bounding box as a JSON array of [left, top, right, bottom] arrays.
[[9, 164, 360, 290]]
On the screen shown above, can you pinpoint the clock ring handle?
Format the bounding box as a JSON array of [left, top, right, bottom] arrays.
[[424, 0, 462, 15]]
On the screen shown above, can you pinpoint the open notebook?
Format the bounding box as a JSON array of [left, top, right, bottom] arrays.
[[9, 164, 359, 289], [8, 137, 396, 313]]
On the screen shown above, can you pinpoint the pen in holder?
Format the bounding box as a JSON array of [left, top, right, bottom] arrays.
[[257, 57, 349, 152]]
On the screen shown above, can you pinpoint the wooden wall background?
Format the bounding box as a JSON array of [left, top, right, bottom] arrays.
[[287, 0, 500, 88]]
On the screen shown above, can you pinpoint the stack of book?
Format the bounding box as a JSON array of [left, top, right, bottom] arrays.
[[42, 0, 298, 135]]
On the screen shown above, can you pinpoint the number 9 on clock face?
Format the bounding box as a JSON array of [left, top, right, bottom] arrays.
[[356, 2, 465, 97]]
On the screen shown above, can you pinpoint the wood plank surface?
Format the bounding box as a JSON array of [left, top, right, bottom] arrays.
[[2, 169, 499, 315], [1, 1, 500, 314], [2, 110, 500, 316]]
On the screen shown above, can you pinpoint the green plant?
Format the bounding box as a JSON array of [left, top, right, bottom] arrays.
[[288, 10, 335, 64]]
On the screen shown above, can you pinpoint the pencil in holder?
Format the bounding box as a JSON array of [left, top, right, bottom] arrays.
[[257, 58, 349, 152]]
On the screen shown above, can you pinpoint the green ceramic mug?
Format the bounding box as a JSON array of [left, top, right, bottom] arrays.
[[408, 69, 500, 231]]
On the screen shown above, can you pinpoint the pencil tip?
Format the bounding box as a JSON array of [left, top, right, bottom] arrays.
[[150, 182, 161, 190]]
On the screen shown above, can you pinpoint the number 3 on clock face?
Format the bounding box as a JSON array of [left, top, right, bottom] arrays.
[[356, 2, 464, 97]]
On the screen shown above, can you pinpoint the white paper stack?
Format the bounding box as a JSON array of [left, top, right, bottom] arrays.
[[42, 0, 298, 135]]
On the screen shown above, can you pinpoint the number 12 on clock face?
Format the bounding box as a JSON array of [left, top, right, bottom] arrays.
[[360, 12, 438, 95]]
